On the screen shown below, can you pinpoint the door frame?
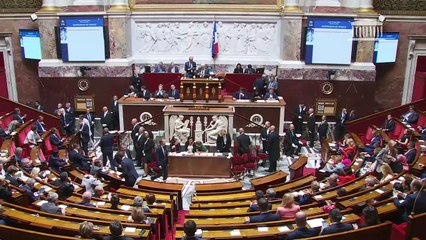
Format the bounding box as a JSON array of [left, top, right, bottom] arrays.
[[402, 36, 426, 105], [0, 33, 18, 101]]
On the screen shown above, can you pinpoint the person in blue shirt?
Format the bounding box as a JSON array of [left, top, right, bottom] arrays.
[[264, 88, 278, 100], [286, 211, 319, 239]]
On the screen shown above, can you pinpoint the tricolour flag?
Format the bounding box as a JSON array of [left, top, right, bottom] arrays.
[[211, 21, 219, 59]]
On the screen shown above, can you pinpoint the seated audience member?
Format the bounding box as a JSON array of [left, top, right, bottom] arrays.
[[233, 63, 243, 73], [19, 158, 33, 173], [389, 154, 409, 173], [130, 207, 148, 224], [194, 141, 207, 152], [183, 220, 204, 240], [359, 175, 379, 192], [78, 191, 96, 207], [245, 198, 280, 223], [321, 189, 347, 213], [244, 64, 255, 74], [324, 156, 346, 174], [154, 61, 166, 73], [134, 196, 151, 213], [397, 129, 413, 147], [169, 84, 180, 99], [264, 88, 278, 100], [359, 206, 380, 228], [53, 172, 75, 200], [338, 167, 356, 185], [276, 193, 300, 220], [13, 108, 26, 125], [287, 211, 319, 239], [0, 120, 10, 139], [323, 174, 338, 190], [247, 190, 267, 212], [34, 100, 44, 111], [341, 139, 356, 160], [41, 192, 64, 215], [383, 114, 395, 133], [167, 62, 179, 73], [154, 84, 167, 98], [216, 129, 231, 153], [320, 208, 354, 235], [110, 194, 120, 210], [0, 175, 13, 202], [69, 144, 91, 171], [104, 220, 134, 240], [266, 188, 279, 201], [20, 178, 40, 203], [418, 125, 426, 140], [35, 115, 46, 134], [170, 137, 181, 153], [76, 221, 96, 239], [404, 142, 417, 164], [394, 179, 426, 218], [283, 124, 301, 156], [146, 193, 156, 205], [82, 173, 102, 194], [137, 85, 151, 100], [30, 167, 48, 183], [380, 163, 394, 183], [6, 120, 21, 133], [94, 185, 105, 199], [297, 181, 320, 205], [49, 128, 64, 148], [10, 147, 24, 166], [233, 87, 248, 100], [401, 105, 419, 124], [126, 85, 139, 97], [5, 165, 20, 187], [184, 137, 195, 153], [365, 130, 381, 155], [394, 176, 413, 194], [418, 163, 426, 179], [24, 125, 40, 147], [348, 110, 357, 121], [49, 150, 67, 173]]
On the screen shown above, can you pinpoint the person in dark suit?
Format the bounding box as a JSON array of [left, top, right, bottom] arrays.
[[320, 208, 354, 235], [0, 120, 9, 139], [287, 211, 319, 239], [394, 179, 426, 219], [182, 220, 204, 240], [65, 102, 75, 116], [49, 150, 67, 173], [154, 84, 168, 98], [244, 64, 255, 74], [84, 108, 95, 141], [307, 108, 316, 148], [253, 75, 266, 97], [79, 115, 91, 156], [169, 84, 180, 99], [13, 108, 26, 125], [401, 105, 419, 125], [41, 192, 63, 215], [69, 144, 91, 171], [284, 124, 301, 156], [49, 128, 64, 148], [404, 142, 417, 164], [154, 61, 166, 73], [358, 206, 380, 228], [59, 108, 75, 136], [196, 64, 210, 78], [52, 172, 75, 200], [167, 63, 179, 73], [101, 106, 113, 130], [318, 115, 329, 147], [151, 139, 168, 181], [34, 100, 44, 111], [120, 151, 139, 187], [77, 191, 96, 207], [334, 108, 348, 141], [143, 131, 155, 177], [260, 121, 271, 154], [103, 220, 134, 240], [137, 85, 151, 100], [267, 125, 280, 172], [35, 115, 46, 134], [0, 175, 13, 203], [236, 128, 251, 155], [419, 126, 426, 140], [111, 95, 119, 130], [293, 103, 306, 134], [184, 56, 197, 78], [20, 178, 40, 203], [264, 88, 278, 100], [245, 198, 280, 223], [383, 114, 395, 133], [216, 129, 232, 153], [348, 110, 357, 121], [5, 166, 20, 187], [233, 63, 243, 73], [134, 126, 146, 167], [233, 87, 248, 100], [99, 128, 114, 167]]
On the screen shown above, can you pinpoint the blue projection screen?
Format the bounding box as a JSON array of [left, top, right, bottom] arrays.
[[19, 29, 42, 60], [60, 16, 105, 62], [305, 18, 354, 65], [374, 33, 399, 64]]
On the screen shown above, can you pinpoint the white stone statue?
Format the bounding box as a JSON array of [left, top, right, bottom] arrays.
[[203, 115, 228, 144], [169, 115, 190, 143]]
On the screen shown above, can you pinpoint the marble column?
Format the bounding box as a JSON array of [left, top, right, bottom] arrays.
[[314, 0, 341, 7], [40, 0, 61, 11], [340, 0, 359, 8], [283, 0, 301, 12], [108, 14, 130, 59], [356, 40, 374, 63], [358, 0, 375, 13], [72, 0, 105, 5], [282, 15, 303, 61], [109, 0, 130, 11], [38, 18, 58, 59]]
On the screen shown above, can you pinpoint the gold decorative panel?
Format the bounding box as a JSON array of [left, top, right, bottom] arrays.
[[0, 0, 42, 13], [374, 0, 426, 15]]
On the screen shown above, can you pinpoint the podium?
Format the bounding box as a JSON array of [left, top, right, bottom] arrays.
[[180, 78, 223, 102], [289, 156, 308, 180]]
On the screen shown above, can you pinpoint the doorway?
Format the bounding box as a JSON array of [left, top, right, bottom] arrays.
[[402, 37, 426, 104], [412, 56, 426, 102], [0, 35, 18, 101], [0, 52, 7, 98]]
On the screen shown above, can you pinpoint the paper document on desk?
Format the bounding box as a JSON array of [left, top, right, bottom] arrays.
[[278, 226, 290, 232], [236, 100, 250, 102], [230, 229, 241, 236], [125, 227, 136, 233], [258, 227, 269, 232], [36, 200, 48, 206], [121, 205, 131, 210], [307, 218, 324, 228]]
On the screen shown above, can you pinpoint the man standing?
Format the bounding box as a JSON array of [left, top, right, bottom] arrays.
[[111, 95, 119, 130], [307, 108, 316, 148], [84, 108, 95, 141], [184, 56, 197, 78], [267, 125, 280, 172], [260, 121, 271, 153], [237, 128, 251, 155], [334, 108, 348, 141], [151, 139, 168, 181], [293, 103, 306, 134], [318, 115, 329, 147], [134, 126, 146, 167], [65, 102, 75, 116], [101, 106, 113, 130], [79, 115, 91, 156], [120, 150, 139, 187], [99, 128, 114, 167], [59, 108, 75, 136]]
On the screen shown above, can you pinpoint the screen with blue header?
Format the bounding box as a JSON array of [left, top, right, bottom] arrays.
[[374, 33, 399, 64], [305, 18, 354, 65], [19, 29, 42, 60], [59, 16, 105, 62]]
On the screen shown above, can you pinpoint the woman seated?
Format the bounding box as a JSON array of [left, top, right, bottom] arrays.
[[233, 63, 243, 74], [130, 207, 149, 224], [380, 163, 394, 183], [389, 154, 409, 173], [396, 129, 412, 148], [184, 136, 195, 153], [358, 206, 380, 228], [338, 167, 356, 185], [30, 167, 49, 183], [276, 193, 300, 220], [365, 130, 382, 155], [194, 141, 208, 153], [341, 139, 356, 160], [170, 137, 181, 153]]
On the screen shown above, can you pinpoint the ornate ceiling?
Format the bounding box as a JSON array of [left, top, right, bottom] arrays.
[[0, 0, 42, 13], [374, 0, 426, 15]]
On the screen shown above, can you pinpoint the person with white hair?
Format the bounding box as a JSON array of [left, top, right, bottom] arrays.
[[19, 178, 40, 203], [77, 191, 95, 207], [41, 192, 64, 215]]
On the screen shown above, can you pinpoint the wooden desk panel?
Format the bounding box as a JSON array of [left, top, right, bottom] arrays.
[[250, 171, 288, 192], [195, 181, 243, 193], [169, 154, 231, 178]]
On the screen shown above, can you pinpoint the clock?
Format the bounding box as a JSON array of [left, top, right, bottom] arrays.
[[78, 79, 89, 92], [321, 81, 334, 95]]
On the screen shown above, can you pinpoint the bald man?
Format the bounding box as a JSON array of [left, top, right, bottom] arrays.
[[267, 125, 280, 172], [236, 128, 251, 155], [286, 211, 319, 239], [184, 56, 197, 78], [100, 106, 113, 130]]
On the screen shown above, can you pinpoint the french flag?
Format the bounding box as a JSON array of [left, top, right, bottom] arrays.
[[211, 21, 219, 59]]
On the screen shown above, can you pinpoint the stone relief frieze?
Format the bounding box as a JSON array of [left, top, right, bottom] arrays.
[[0, 0, 42, 12]]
